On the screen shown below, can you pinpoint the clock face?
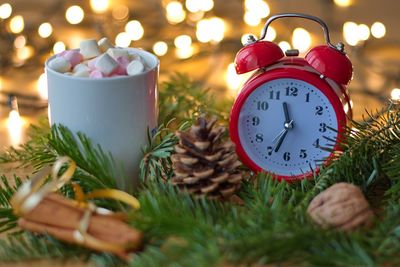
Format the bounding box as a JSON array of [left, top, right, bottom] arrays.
[[237, 78, 339, 178]]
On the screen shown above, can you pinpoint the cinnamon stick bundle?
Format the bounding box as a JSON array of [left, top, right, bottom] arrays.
[[18, 193, 143, 259]]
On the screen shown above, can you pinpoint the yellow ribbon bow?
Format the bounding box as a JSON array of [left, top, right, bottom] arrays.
[[10, 156, 141, 254]]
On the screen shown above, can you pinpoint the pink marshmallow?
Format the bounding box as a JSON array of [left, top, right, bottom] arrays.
[[56, 50, 68, 57], [62, 50, 83, 67], [89, 69, 104, 78], [87, 57, 99, 70], [112, 56, 130, 75]]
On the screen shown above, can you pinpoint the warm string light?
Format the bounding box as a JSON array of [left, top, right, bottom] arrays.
[[13, 35, 26, 49], [291, 27, 311, 53], [0, 3, 12, 19], [265, 26, 276, 41], [90, 0, 110, 14], [53, 41, 66, 54], [112, 5, 129, 21], [344, 21, 385, 46], [225, 63, 252, 97], [65, 5, 84, 25], [166, 1, 186, 24], [333, 0, 352, 7], [38, 22, 53, 38], [7, 97, 23, 147], [115, 32, 131, 47], [278, 41, 291, 52], [37, 73, 48, 100], [153, 41, 168, 56], [391, 88, 400, 101], [371, 22, 386, 38], [125, 20, 144, 41], [16, 46, 34, 61], [196, 17, 225, 43], [9, 15, 24, 34], [185, 0, 214, 13], [243, 0, 270, 26], [174, 35, 193, 59]]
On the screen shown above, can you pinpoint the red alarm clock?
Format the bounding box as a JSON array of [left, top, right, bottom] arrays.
[[230, 13, 353, 181]]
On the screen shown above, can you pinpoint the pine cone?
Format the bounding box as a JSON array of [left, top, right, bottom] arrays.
[[307, 183, 374, 231], [171, 117, 242, 200]]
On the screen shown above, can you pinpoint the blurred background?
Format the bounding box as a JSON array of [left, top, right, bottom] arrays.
[[0, 0, 399, 148]]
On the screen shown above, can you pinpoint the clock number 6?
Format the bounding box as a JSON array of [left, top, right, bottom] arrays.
[[283, 152, 291, 161]]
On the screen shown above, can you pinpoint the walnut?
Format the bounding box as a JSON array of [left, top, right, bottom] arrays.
[[307, 183, 374, 231]]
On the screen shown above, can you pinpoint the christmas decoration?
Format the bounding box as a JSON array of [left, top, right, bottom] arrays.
[[230, 13, 352, 181], [307, 183, 374, 231], [10, 156, 143, 260], [1, 76, 400, 267], [171, 117, 242, 200]]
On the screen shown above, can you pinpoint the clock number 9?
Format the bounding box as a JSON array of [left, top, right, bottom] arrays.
[[283, 152, 291, 161], [252, 116, 260, 126], [285, 86, 298, 96], [315, 106, 323, 115], [257, 101, 269, 110]]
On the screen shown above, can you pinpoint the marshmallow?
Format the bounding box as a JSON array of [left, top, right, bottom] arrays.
[[63, 50, 83, 67], [79, 39, 101, 59], [107, 48, 129, 60], [127, 60, 145, 76], [73, 63, 90, 73], [49, 57, 71, 73], [90, 70, 104, 78], [73, 70, 90, 77], [98, 37, 114, 52], [128, 52, 141, 61], [56, 50, 68, 57], [112, 56, 130, 75], [95, 53, 119, 75], [87, 57, 99, 70]]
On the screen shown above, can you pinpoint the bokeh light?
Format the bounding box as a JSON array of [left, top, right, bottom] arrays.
[[9, 15, 24, 34], [244, 11, 261, 26], [90, 0, 110, 14], [174, 35, 192, 49], [153, 41, 168, 56], [265, 26, 276, 41], [38, 22, 53, 38], [0, 3, 12, 19], [112, 5, 129, 21], [13, 35, 26, 49], [278, 41, 291, 52], [391, 88, 400, 101], [196, 17, 225, 43], [371, 22, 386, 38], [125, 20, 144, 41], [334, 0, 352, 7], [357, 24, 370, 41], [292, 27, 311, 53], [65, 5, 84, 25], [53, 41, 66, 54], [115, 32, 131, 47], [245, 0, 270, 18], [166, 1, 186, 24], [343, 21, 359, 46], [37, 73, 48, 100]]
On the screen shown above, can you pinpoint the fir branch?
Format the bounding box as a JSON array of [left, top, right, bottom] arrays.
[[0, 175, 21, 233]]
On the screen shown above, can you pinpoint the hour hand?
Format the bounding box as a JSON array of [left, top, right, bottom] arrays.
[[283, 102, 290, 123]]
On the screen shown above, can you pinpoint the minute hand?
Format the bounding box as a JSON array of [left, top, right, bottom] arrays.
[[274, 129, 288, 152]]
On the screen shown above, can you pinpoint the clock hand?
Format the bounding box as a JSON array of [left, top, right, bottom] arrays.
[[272, 128, 286, 143], [283, 102, 291, 123], [273, 119, 294, 152], [274, 129, 288, 152]]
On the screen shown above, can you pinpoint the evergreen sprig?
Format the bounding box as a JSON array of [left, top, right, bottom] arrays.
[[2, 75, 400, 266]]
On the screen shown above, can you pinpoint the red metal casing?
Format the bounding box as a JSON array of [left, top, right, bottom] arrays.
[[234, 41, 284, 74], [229, 58, 351, 181], [305, 45, 353, 85]]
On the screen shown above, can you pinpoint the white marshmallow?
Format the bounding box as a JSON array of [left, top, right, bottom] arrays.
[[49, 57, 71, 73], [73, 63, 90, 73], [107, 48, 129, 60], [127, 60, 145, 76], [98, 37, 114, 52], [73, 70, 90, 77], [128, 52, 141, 61], [94, 53, 119, 75], [79, 39, 101, 59]]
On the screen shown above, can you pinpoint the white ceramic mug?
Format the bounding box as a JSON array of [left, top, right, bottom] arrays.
[[45, 48, 159, 192]]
